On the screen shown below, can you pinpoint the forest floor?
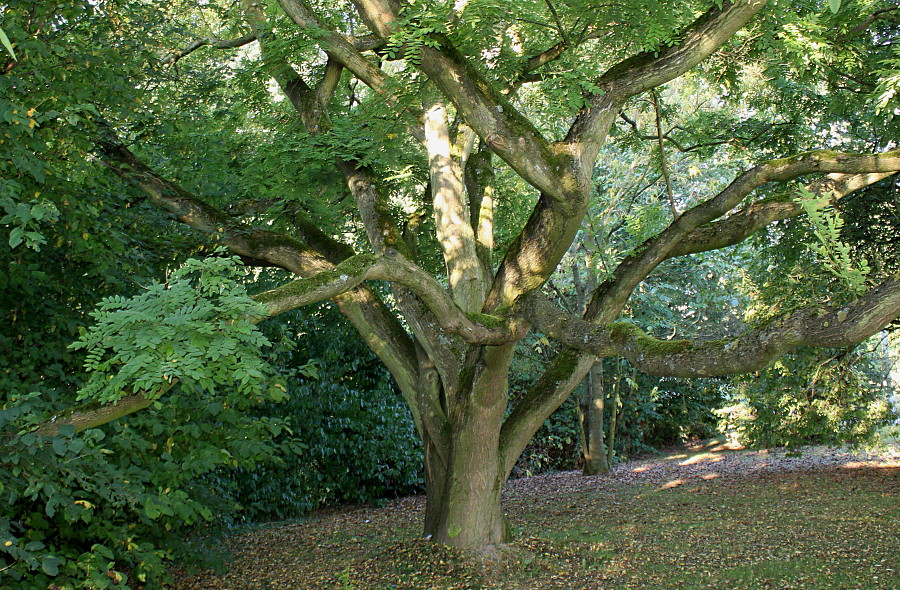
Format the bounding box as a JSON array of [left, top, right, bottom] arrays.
[[172, 438, 900, 589]]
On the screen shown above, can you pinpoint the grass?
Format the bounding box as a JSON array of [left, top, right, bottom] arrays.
[[173, 440, 899, 589]]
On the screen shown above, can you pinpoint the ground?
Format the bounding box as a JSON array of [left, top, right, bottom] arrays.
[[173, 439, 900, 589]]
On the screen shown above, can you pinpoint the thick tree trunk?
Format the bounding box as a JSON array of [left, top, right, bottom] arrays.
[[580, 362, 610, 475], [423, 422, 507, 548], [422, 345, 513, 548]]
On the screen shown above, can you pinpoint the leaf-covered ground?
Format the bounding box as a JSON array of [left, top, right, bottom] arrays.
[[172, 440, 900, 589]]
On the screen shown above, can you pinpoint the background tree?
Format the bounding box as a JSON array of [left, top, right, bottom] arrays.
[[4, 0, 900, 556]]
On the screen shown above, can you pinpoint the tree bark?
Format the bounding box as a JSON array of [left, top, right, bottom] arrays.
[[423, 345, 514, 548], [606, 367, 622, 466], [580, 362, 610, 475]]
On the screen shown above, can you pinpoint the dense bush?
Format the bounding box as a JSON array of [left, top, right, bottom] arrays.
[[0, 257, 288, 589], [216, 301, 424, 522], [721, 345, 895, 449]]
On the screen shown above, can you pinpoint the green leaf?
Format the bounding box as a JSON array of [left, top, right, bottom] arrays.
[[144, 497, 162, 519], [0, 27, 15, 61], [827, 0, 840, 13], [8, 226, 24, 249], [52, 437, 67, 456], [41, 555, 59, 576]]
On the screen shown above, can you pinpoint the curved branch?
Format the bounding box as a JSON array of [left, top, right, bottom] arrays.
[[498, 348, 594, 478], [567, 0, 767, 155], [524, 280, 900, 378], [835, 6, 899, 42], [670, 171, 899, 258], [97, 134, 336, 274], [584, 149, 900, 322], [348, 0, 576, 199], [277, 0, 390, 93], [161, 33, 257, 65], [37, 383, 175, 436], [97, 132, 421, 418], [255, 252, 523, 345]]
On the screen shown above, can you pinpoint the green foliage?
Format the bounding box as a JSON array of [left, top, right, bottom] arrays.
[[0, 26, 15, 60], [217, 302, 423, 521], [0, 400, 165, 589], [0, 256, 296, 589], [795, 186, 870, 295], [70, 256, 275, 405], [720, 345, 894, 449], [840, 176, 900, 286], [873, 42, 900, 116]]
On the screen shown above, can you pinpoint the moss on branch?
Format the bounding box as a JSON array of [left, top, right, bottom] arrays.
[[607, 322, 693, 356]]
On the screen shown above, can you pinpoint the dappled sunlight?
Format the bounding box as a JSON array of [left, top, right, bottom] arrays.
[[701, 473, 721, 480], [679, 454, 726, 466], [660, 478, 684, 489], [840, 461, 900, 470], [631, 466, 650, 473]]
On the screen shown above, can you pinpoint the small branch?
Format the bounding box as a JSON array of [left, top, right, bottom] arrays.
[[651, 89, 678, 219], [161, 33, 257, 65], [507, 41, 568, 92], [835, 7, 899, 43], [542, 0, 570, 45]]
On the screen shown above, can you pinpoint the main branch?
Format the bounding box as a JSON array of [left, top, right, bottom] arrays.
[[524, 279, 900, 377], [567, 0, 767, 158], [585, 149, 900, 322]]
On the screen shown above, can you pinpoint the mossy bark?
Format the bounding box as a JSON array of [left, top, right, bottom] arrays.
[[423, 345, 513, 548]]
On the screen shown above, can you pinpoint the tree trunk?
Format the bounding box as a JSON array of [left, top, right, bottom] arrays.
[[580, 361, 610, 475], [422, 345, 513, 548], [423, 421, 507, 548], [606, 367, 622, 467]]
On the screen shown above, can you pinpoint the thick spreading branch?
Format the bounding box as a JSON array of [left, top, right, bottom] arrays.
[[524, 279, 900, 377], [98, 136, 335, 274], [276, 0, 390, 94], [567, 0, 767, 158], [670, 171, 899, 257], [97, 133, 421, 422], [585, 149, 900, 322], [424, 100, 487, 311], [255, 252, 520, 345], [349, 0, 577, 200], [38, 384, 174, 436]]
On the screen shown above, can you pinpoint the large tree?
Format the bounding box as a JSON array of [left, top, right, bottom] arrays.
[[11, 0, 900, 549]]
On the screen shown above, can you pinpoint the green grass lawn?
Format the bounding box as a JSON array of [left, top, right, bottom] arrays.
[[174, 441, 899, 589]]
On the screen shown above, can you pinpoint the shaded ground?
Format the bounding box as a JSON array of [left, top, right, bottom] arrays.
[[173, 440, 900, 589]]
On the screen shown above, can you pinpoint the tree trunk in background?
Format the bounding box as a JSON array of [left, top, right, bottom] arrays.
[[580, 361, 610, 475], [606, 369, 622, 467], [572, 263, 610, 475]]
